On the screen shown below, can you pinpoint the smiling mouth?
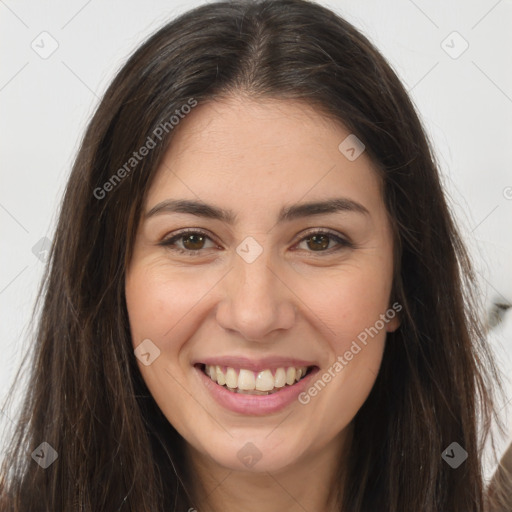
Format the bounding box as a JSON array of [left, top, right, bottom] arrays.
[[197, 363, 315, 395]]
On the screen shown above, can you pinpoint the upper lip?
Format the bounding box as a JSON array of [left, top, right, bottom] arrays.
[[193, 355, 318, 372]]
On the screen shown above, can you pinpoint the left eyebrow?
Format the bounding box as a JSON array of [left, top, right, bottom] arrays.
[[278, 198, 370, 222], [144, 197, 370, 223]]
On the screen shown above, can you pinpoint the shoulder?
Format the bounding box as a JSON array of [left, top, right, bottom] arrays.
[[487, 440, 512, 512]]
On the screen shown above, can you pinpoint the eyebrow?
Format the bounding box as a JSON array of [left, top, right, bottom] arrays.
[[145, 197, 370, 223]]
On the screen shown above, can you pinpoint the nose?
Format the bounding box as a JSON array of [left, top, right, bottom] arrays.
[[215, 248, 297, 341]]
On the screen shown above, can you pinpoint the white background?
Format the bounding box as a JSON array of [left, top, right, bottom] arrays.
[[1, 0, 511, 479]]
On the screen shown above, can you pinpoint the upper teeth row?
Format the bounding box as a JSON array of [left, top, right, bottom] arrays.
[[204, 365, 309, 391]]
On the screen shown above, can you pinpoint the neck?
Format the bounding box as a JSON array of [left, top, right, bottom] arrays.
[[185, 424, 353, 512]]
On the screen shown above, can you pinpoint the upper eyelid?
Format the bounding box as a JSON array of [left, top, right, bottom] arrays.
[[161, 228, 219, 249]]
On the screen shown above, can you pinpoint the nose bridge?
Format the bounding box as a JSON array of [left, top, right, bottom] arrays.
[[237, 247, 276, 303], [215, 239, 296, 340]]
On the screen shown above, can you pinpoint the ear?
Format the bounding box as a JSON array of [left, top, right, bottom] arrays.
[[386, 314, 401, 332], [385, 301, 402, 332]]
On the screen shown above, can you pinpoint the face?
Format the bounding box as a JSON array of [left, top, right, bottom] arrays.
[[125, 95, 400, 474]]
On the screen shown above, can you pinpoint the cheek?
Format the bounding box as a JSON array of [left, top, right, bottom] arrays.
[[125, 264, 210, 435], [294, 258, 392, 430], [296, 260, 393, 345], [125, 261, 217, 346], [299, 280, 389, 436]]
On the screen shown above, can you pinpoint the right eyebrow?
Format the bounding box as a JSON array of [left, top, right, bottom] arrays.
[[145, 199, 237, 223]]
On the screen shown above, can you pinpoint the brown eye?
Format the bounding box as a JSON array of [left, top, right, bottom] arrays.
[[295, 230, 352, 253], [305, 234, 330, 251], [160, 230, 217, 254], [182, 233, 206, 250]]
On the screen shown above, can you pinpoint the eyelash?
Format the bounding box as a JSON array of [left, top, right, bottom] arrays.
[[159, 228, 353, 256]]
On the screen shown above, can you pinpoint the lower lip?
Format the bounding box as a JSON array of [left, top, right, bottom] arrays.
[[194, 365, 319, 416]]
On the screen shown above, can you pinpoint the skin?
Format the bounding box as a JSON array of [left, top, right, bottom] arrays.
[[125, 95, 400, 512]]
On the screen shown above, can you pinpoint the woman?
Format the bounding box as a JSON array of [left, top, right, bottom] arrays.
[[0, 0, 507, 510]]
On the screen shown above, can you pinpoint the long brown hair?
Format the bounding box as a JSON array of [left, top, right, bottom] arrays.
[[0, 0, 506, 510]]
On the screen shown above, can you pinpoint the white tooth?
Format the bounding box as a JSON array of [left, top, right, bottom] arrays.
[[286, 367, 296, 385], [238, 369, 256, 390], [225, 367, 238, 389], [207, 365, 216, 381], [215, 365, 226, 386], [238, 389, 270, 395], [295, 367, 303, 381], [255, 369, 275, 391], [274, 367, 286, 388]]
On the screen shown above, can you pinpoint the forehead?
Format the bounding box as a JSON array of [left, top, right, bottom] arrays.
[[145, 96, 383, 216]]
